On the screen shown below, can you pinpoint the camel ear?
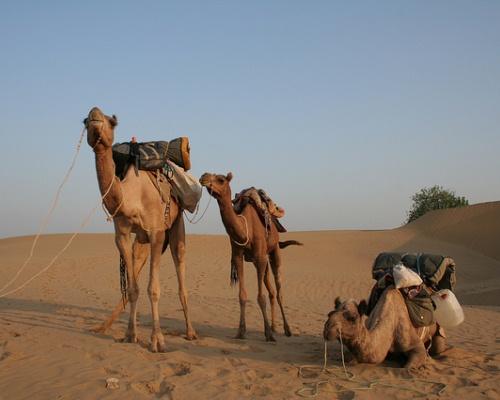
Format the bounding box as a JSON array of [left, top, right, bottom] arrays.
[[226, 172, 233, 182], [83, 117, 88, 125], [358, 300, 368, 315], [109, 115, 118, 127], [334, 297, 342, 310]]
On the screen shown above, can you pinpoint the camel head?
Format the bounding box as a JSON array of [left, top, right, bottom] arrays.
[[199, 172, 233, 200], [83, 107, 118, 151], [323, 297, 368, 341]]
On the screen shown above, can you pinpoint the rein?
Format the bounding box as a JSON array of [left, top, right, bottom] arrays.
[[232, 214, 250, 247]]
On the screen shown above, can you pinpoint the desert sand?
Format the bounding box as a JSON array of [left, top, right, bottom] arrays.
[[0, 202, 499, 399]]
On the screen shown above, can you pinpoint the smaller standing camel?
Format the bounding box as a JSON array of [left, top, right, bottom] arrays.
[[323, 288, 445, 369], [84, 107, 196, 352], [200, 172, 302, 342]]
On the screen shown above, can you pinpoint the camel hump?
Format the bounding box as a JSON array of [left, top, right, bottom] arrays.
[[279, 240, 303, 249]]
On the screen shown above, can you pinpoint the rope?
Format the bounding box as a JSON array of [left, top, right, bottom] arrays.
[[0, 203, 99, 298], [100, 176, 124, 221], [232, 214, 250, 247], [0, 128, 86, 295], [295, 333, 446, 398], [184, 189, 213, 224], [119, 255, 127, 306], [0, 163, 118, 298]]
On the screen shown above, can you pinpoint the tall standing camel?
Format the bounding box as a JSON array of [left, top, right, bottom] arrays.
[[84, 107, 196, 352], [200, 172, 302, 342]]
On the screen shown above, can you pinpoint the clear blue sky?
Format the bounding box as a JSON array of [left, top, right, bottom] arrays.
[[1, 1, 499, 238]]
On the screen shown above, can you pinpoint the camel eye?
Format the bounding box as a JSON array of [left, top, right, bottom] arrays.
[[343, 311, 356, 322], [217, 177, 225, 183]]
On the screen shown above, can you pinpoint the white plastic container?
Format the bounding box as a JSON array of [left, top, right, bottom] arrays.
[[393, 263, 423, 289], [431, 289, 465, 328]]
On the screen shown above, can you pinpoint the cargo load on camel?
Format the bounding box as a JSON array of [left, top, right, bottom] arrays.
[[233, 187, 287, 233], [112, 137, 191, 178], [112, 137, 201, 214], [367, 252, 463, 330]]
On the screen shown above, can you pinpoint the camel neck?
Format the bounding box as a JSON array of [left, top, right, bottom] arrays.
[[94, 147, 123, 214], [217, 194, 248, 244], [343, 317, 386, 363]]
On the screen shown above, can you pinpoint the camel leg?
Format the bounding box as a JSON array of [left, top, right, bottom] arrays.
[[255, 257, 276, 342], [169, 216, 197, 340], [263, 264, 277, 333], [404, 342, 427, 369], [270, 249, 292, 337], [90, 235, 150, 334], [148, 229, 167, 353], [233, 251, 247, 339], [430, 328, 447, 356], [114, 229, 139, 343]]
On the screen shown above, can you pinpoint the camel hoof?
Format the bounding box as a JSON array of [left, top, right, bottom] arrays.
[[150, 331, 167, 353], [150, 342, 167, 353], [235, 332, 246, 340], [150, 337, 167, 353], [266, 335, 276, 342], [125, 334, 138, 344], [185, 331, 198, 341], [284, 326, 292, 337], [430, 335, 447, 356]]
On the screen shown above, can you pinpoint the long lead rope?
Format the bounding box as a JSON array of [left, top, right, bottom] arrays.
[[0, 203, 99, 298], [0, 128, 86, 295], [296, 332, 445, 398]]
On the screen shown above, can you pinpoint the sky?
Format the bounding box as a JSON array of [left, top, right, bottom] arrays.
[[1, 1, 499, 238]]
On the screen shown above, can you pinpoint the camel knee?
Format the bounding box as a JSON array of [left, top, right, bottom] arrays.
[[172, 242, 186, 262], [257, 294, 267, 308], [148, 286, 161, 303], [268, 292, 276, 303], [127, 286, 139, 302]]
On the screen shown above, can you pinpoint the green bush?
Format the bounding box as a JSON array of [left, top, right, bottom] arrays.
[[406, 185, 469, 223]]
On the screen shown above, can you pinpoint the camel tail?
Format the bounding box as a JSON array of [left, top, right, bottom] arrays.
[[161, 232, 170, 254], [279, 240, 304, 249], [230, 262, 239, 286]]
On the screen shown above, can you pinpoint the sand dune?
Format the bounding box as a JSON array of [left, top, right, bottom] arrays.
[[404, 201, 500, 261], [0, 202, 499, 399]]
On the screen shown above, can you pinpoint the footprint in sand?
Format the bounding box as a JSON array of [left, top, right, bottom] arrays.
[[0, 341, 10, 362], [174, 363, 191, 376], [217, 368, 231, 378], [131, 379, 174, 399], [257, 371, 273, 379]]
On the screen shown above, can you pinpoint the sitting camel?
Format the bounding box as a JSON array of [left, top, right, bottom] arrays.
[[200, 172, 302, 342], [323, 287, 445, 369], [84, 107, 196, 352]]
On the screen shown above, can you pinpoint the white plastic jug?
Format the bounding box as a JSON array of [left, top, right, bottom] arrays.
[[431, 289, 464, 328]]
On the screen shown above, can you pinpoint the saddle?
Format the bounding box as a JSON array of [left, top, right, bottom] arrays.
[[233, 187, 287, 233]]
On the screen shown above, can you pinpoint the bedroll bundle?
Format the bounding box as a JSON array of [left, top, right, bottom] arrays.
[[112, 137, 191, 178]]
